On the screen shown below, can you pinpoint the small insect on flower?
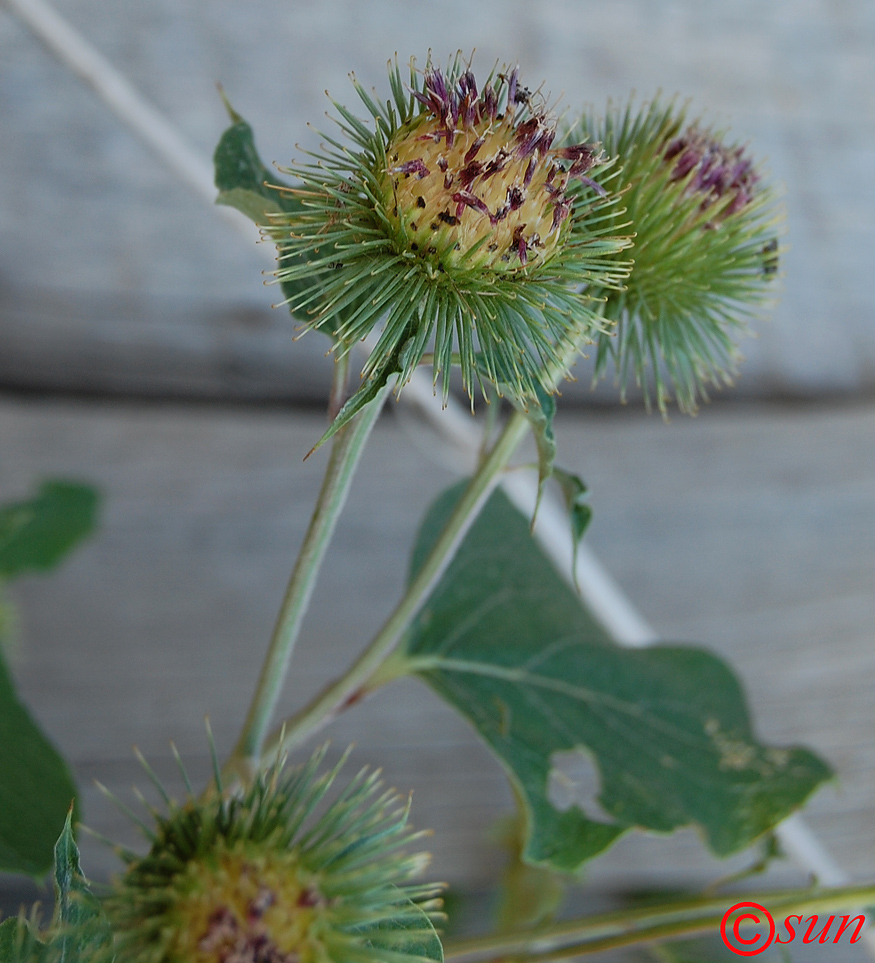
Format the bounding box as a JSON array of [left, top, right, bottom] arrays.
[[102, 746, 442, 963], [579, 98, 784, 413], [264, 53, 631, 437]]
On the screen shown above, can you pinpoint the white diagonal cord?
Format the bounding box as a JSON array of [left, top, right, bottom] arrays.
[[8, 0, 871, 943]]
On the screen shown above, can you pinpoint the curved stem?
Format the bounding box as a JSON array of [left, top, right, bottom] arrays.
[[261, 409, 530, 758], [227, 363, 389, 779], [443, 882, 875, 962]]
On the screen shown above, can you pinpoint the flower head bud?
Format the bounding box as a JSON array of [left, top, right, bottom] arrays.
[[380, 65, 598, 274], [103, 748, 441, 963], [265, 54, 631, 432], [579, 99, 783, 412]]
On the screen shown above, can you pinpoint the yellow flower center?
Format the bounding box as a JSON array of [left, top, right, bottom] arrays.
[[381, 113, 569, 274], [168, 841, 328, 963]]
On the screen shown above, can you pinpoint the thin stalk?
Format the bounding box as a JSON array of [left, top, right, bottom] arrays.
[[227, 361, 388, 779], [443, 882, 875, 962], [262, 409, 531, 757]]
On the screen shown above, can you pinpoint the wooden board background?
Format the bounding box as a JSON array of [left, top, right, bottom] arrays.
[[1, 396, 873, 911]]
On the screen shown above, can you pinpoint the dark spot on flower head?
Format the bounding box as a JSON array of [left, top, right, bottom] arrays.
[[416, 196, 426, 208], [438, 210, 458, 226], [410, 242, 419, 250], [459, 160, 484, 189], [430, 222, 439, 230], [514, 85, 531, 105], [664, 126, 759, 216], [481, 84, 498, 121], [556, 144, 597, 173], [410, 222, 418, 232], [512, 225, 529, 265], [297, 888, 324, 909], [482, 150, 509, 179], [392, 153, 399, 162], [248, 887, 276, 922], [487, 243, 498, 252], [506, 66, 519, 107], [551, 197, 572, 232], [390, 159, 430, 179], [464, 137, 485, 163], [198, 905, 297, 963], [459, 69, 477, 98], [507, 186, 525, 211], [453, 189, 492, 220], [427, 245, 437, 254]]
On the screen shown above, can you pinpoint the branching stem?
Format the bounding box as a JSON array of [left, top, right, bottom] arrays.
[[261, 409, 531, 758], [443, 883, 875, 962], [227, 357, 388, 780]]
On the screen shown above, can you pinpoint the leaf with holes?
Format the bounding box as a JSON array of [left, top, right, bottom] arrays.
[[399, 484, 831, 871]]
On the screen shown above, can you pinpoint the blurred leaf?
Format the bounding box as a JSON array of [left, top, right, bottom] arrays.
[[0, 482, 98, 581], [51, 812, 112, 963], [0, 649, 77, 877], [356, 899, 443, 963], [0, 916, 46, 963], [402, 485, 832, 871], [551, 467, 592, 584], [519, 387, 556, 523]]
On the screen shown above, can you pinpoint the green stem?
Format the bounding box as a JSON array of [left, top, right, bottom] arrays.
[[261, 409, 531, 757], [227, 361, 389, 779], [443, 882, 875, 962]]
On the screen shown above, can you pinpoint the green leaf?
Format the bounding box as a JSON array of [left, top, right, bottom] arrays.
[[213, 108, 348, 340], [0, 482, 99, 581], [519, 386, 556, 524], [356, 898, 443, 963], [551, 467, 593, 584], [403, 485, 832, 871], [0, 917, 46, 963], [213, 114, 301, 224], [51, 812, 112, 963], [0, 648, 78, 877]]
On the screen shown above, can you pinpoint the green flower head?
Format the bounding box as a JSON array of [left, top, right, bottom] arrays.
[[103, 748, 442, 963], [266, 53, 631, 425], [580, 98, 784, 412]]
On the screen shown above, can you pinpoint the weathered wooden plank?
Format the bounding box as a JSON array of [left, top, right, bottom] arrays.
[[2, 0, 874, 400], [1, 397, 874, 895]]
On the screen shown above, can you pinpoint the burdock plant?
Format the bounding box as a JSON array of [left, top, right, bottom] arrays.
[[7, 50, 872, 963], [104, 748, 441, 963], [580, 98, 783, 412], [262, 54, 631, 434]]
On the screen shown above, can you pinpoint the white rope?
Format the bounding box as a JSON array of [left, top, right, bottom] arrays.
[[7, 0, 869, 938]]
